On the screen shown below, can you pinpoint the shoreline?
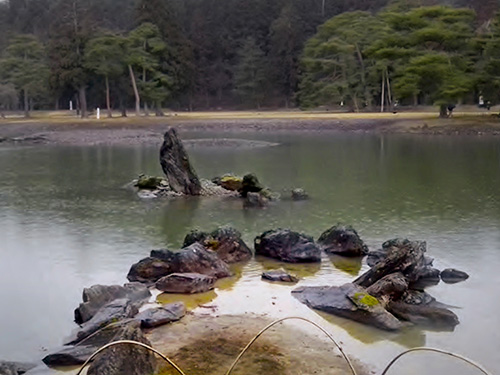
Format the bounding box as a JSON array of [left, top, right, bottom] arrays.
[[1, 113, 500, 146]]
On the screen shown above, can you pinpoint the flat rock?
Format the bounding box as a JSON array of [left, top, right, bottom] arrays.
[[155, 273, 216, 294], [135, 303, 186, 328], [42, 345, 97, 367], [440, 268, 469, 283], [292, 283, 402, 331], [255, 229, 321, 263], [388, 301, 459, 329], [262, 269, 299, 283], [75, 283, 150, 324], [0, 361, 36, 375], [317, 225, 368, 257]]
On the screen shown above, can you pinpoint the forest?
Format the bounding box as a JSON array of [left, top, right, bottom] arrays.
[[0, 0, 499, 117]]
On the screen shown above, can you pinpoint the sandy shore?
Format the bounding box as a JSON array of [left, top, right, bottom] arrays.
[[1, 113, 500, 146]]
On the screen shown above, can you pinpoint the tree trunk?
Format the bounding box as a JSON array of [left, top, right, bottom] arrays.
[[144, 102, 150, 116], [128, 65, 140, 116], [119, 96, 127, 117], [23, 88, 30, 118], [105, 75, 112, 118], [55, 98, 59, 111], [155, 102, 164, 116], [78, 86, 88, 118], [380, 71, 385, 113], [439, 104, 448, 118]]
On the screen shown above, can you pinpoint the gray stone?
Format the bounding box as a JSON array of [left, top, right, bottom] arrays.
[[262, 269, 299, 283], [244, 192, 269, 208], [292, 283, 402, 331], [388, 301, 459, 329], [317, 225, 368, 257], [127, 257, 174, 284], [42, 345, 96, 367], [365, 272, 408, 302], [135, 303, 186, 328], [255, 229, 321, 263], [155, 273, 216, 294], [0, 361, 36, 375], [441, 268, 469, 283], [291, 188, 309, 201]]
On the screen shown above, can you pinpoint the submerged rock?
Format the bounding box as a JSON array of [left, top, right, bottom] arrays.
[[159, 128, 201, 195], [155, 273, 216, 294], [86, 321, 156, 375], [262, 269, 299, 283], [254, 229, 321, 263], [292, 283, 402, 331], [0, 361, 36, 375], [387, 301, 459, 329], [135, 303, 186, 328], [440, 268, 469, 284], [291, 188, 309, 201], [74, 283, 151, 324], [244, 192, 269, 208], [317, 225, 368, 257]]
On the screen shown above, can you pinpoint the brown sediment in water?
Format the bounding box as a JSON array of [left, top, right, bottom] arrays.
[[147, 313, 367, 375]]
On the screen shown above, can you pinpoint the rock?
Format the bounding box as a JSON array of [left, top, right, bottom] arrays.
[[365, 272, 408, 302], [87, 321, 156, 375], [183, 227, 252, 263], [65, 298, 139, 345], [440, 268, 469, 283], [135, 303, 186, 328], [387, 301, 459, 329], [42, 345, 96, 367], [244, 192, 269, 208], [400, 290, 436, 306], [291, 188, 309, 201], [212, 175, 243, 191], [159, 128, 201, 195], [155, 273, 216, 293], [127, 257, 174, 284], [262, 269, 299, 283], [0, 361, 36, 375], [292, 283, 402, 331], [366, 249, 387, 267], [254, 229, 321, 263], [239, 173, 263, 197], [74, 283, 151, 324], [354, 239, 434, 287], [135, 175, 167, 190], [317, 225, 368, 257]]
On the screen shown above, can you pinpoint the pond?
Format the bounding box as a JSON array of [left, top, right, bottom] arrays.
[[0, 131, 499, 374]]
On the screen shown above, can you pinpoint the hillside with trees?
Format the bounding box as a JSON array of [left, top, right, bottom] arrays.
[[0, 0, 498, 116]]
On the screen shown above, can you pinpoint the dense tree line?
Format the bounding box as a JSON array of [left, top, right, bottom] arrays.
[[0, 0, 498, 117]]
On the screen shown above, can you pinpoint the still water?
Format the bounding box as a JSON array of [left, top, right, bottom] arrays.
[[1, 132, 499, 374]]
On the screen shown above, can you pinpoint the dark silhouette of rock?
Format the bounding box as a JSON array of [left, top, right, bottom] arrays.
[[317, 225, 368, 257], [135, 303, 186, 328], [74, 283, 151, 324], [43, 346, 96, 367], [86, 321, 156, 375], [255, 229, 321, 263], [0, 361, 36, 375], [183, 227, 252, 263], [239, 173, 263, 197], [388, 301, 459, 329], [262, 269, 299, 283], [159, 128, 201, 195], [441, 268, 469, 284], [365, 272, 408, 302], [127, 257, 174, 284], [292, 283, 402, 331], [155, 273, 216, 294], [65, 298, 139, 345]]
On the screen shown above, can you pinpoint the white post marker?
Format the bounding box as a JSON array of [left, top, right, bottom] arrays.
[[69, 100, 73, 111], [96, 107, 100, 120]]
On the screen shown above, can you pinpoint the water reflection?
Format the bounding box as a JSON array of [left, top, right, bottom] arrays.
[[328, 255, 363, 276], [255, 256, 321, 278]]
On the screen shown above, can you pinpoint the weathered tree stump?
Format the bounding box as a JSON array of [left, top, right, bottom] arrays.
[[159, 128, 201, 195]]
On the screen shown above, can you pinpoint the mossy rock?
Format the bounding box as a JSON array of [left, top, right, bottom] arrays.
[[136, 175, 167, 190], [219, 175, 243, 191], [349, 292, 380, 309]]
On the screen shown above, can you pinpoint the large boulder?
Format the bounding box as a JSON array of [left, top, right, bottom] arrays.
[[440, 268, 469, 284], [155, 273, 216, 294], [0, 361, 36, 375], [87, 321, 156, 375], [317, 225, 368, 257], [387, 301, 459, 329], [127, 257, 174, 284], [183, 227, 252, 263], [74, 283, 151, 324], [159, 128, 201, 195], [65, 298, 139, 345], [292, 283, 402, 331], [135, 303, 186, 328], [254, 229, 321, 263]]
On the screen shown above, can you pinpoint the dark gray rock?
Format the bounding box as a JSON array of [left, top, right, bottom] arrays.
[[317, 225, 368, 257], [400, 290, 436, 306], [262, 269, 299, 283], [244, 192, 269, 208], [159, 128, 201, 195], [135, 303, 186, 328], [291, 188, 309, 201], [87, 321, 156, 375], [183, 229, 209, 248], [388, 301, 459, 329], [239, 173, 263, 197], [292, 283, 402, 331], [365, 272, 408, 302], [75, 283, 151, 324], [441, 268, 469, 284], [127, 257, 173, 284], [66, 298, 139, 345], [155, 273, 216, 293], [0, 361, 36, 375], [42, 345, 96, 367], [255, 229, 321, 263]]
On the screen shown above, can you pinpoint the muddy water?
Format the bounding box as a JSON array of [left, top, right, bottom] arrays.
[[0, 132, 499, 374]]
